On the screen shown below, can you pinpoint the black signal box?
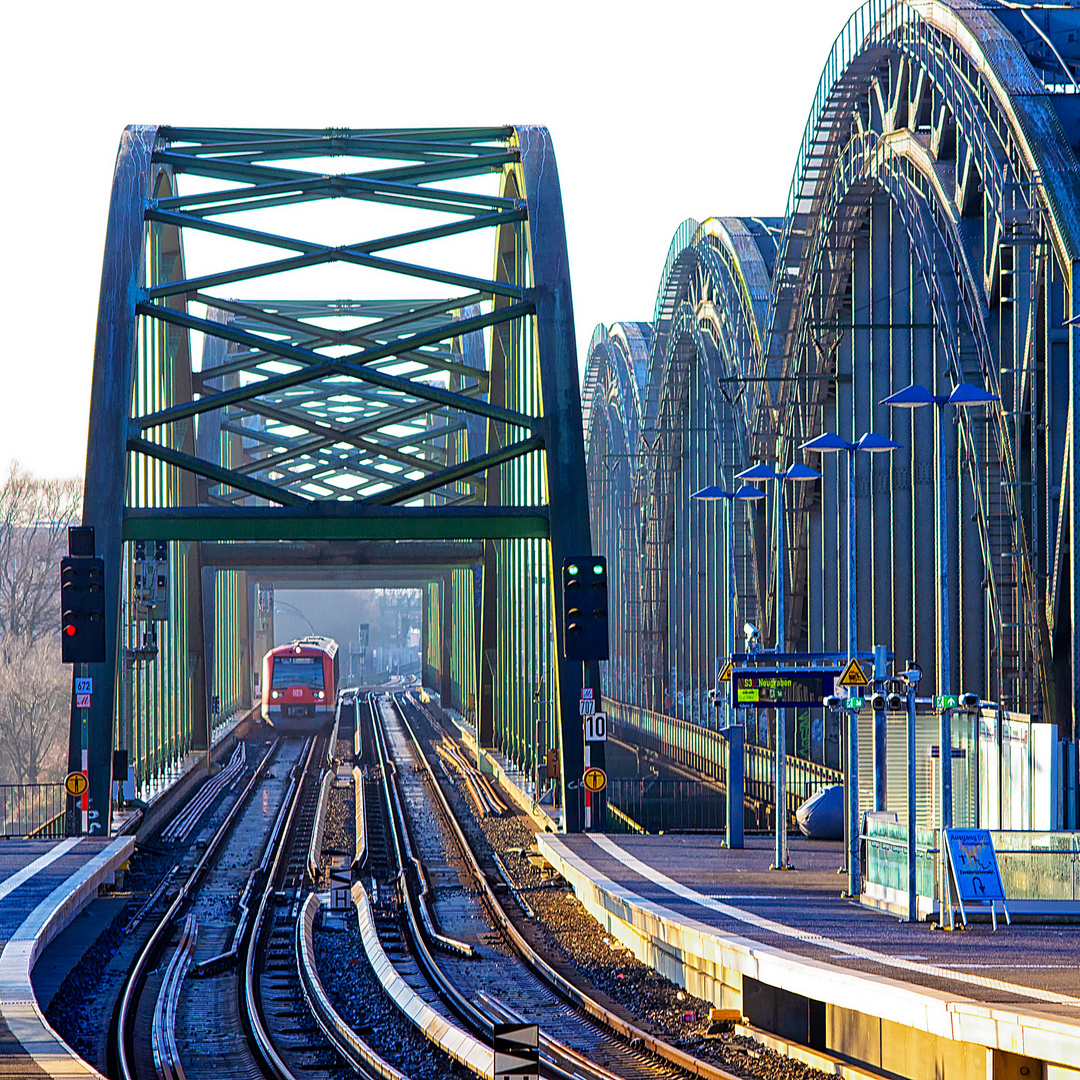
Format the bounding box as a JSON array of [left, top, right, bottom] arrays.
[[60, 556, 106, 664], [562, 556, 609, 661]]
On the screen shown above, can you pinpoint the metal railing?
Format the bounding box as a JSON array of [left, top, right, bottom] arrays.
[[864, 822, 1080, 906], [0, 784, 67, 838], [991, 832, 1080, 903], [606, 779, 727, 835], [605, 699, 841, 826]]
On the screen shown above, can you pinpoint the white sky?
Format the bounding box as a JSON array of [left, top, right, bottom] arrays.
[[0, 0, 860, 480]]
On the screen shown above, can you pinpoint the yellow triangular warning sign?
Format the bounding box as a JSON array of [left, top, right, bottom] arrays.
[[838, 657, 870, 687], [718, 659, 734, 683]]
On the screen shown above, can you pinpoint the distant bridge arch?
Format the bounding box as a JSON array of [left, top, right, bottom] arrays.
[[584, 0, 1080, 743]]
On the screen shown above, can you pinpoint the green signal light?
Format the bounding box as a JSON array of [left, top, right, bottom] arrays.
[[592, 563, 604, 574], [567, 563, 579, 576]]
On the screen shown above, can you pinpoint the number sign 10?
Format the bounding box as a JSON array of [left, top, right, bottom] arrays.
[[584, 711, 607, 742]]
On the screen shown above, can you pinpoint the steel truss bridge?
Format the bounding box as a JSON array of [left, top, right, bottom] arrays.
[[583, 0, 1080, 752], [72, 126, 599, 834]]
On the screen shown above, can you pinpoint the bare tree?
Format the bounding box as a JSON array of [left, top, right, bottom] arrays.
[[0, 638, 69, 784], [0, 465, 81, 787], [0, 464, 81, 643]]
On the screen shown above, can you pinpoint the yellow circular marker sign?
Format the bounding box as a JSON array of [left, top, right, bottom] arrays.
[[64, 772, 88, 798], [583, 767, 607, 793]]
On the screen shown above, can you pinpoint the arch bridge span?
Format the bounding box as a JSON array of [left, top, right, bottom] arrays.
[[584, 0, 1080, 747], [74, 126, 597, 834]]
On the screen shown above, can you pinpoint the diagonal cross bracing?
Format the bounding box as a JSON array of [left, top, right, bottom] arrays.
[[78, 125, 594, 840]]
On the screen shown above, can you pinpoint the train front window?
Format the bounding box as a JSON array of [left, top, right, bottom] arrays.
[[272, 656, 323, 690]]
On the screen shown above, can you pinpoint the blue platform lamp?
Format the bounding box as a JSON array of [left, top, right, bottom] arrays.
[[800, 430, 900, 897], [691, 482, 765, 851], [690, 483, 767, 728], [736, 462, 821, 869], [881, 381, 998, 837]]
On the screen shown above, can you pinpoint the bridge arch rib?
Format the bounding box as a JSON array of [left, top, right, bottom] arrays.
[[584, 0, 1080, 744], [77, 126, 596, 833]]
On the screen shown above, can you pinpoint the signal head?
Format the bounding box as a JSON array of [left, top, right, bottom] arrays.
[[886, 692, 903, 711], [871, 692, 887, 712]]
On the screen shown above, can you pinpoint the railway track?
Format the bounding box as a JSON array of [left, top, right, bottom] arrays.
[[113, 730, 391, 1080], [362, 691, 739, 1080]]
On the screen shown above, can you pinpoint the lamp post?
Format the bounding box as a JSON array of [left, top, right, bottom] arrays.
[[800, 431, 900, 898], [690, 483, 767, 728], [880, 382, 998, 834], [736, 462, 821, 869]]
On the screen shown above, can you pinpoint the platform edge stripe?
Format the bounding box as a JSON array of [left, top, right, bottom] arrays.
[[538, 835, 1080, 1070], [0, 840, 83, 906], [350, 881, 494, 1076], [0, 836, 134, 1079]]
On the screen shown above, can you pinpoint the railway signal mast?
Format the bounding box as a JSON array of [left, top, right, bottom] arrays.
[[563, 557, 609, 829]]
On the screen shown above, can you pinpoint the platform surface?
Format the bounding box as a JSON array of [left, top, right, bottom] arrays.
[[538, 831, 1080, 1071], [0, 836, 133, 1077], [549, 834, 1080, 1013]]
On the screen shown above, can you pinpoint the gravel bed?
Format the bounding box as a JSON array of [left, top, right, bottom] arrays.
[[335, 737, 352, 762], [313, 757, 470, 1080], [313, 915, 473, 1080], [320, 777, 354, 873], [42, 845, 174, 1067], [420, 710, 833, 1080]]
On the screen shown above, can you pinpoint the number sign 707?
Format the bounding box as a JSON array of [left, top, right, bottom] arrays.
[[583, 712, 607, 742]]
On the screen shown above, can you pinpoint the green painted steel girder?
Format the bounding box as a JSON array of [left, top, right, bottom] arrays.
[[122, 506, 549, 542], [76, 124, 591, 838], [199, 540, 484, 568]]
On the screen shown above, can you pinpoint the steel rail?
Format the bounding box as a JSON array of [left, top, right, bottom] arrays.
[[150, 913, 197, 1080], [114, 737, 282, 1080], [240, 735, 318, 1079], [392, 693, 746, 1080], [369, 696, 475, 961], [295, 892, 405, 1080], [372, 694, 671, 1080]]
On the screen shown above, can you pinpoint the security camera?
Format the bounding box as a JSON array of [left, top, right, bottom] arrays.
[[822, 695, 843, 710], [960, 692, 980, 710], [886, 692, 903, 711], [902, 662, 923, 686]]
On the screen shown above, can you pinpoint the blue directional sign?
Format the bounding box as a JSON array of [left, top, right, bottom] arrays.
[[944, 829, 1005, 902]]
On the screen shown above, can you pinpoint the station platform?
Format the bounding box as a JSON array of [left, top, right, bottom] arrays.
[[536, 833, 1080, 1080], [0, 836, 133, 1077]]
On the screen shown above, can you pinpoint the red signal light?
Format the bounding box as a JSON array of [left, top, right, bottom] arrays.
[[64, 625, 76, 636]]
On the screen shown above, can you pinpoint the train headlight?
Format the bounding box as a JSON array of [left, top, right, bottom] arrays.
[[271, 690, 280, 699], [317, 690, 325, 700]]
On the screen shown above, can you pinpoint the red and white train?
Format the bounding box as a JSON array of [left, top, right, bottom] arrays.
[[261, 636, 340, 734]]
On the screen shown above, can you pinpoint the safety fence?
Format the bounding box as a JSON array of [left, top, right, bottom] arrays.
[[605, 779, 727, 834], [0, 784, 67, 838], [605, 698, 841, 829], [863, 819, 1080, 916]]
